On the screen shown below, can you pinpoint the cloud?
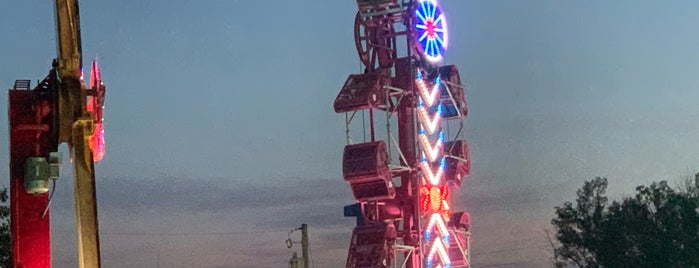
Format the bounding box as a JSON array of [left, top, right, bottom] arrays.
[[51, 175, 353, 213], [48, 175, 357, 267], [47, 173, 559, 267]]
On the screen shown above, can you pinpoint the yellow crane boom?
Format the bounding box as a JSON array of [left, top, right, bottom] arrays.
[[55, 0, 101, 267]]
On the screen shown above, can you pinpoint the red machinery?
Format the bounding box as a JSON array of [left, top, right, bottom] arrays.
[[8, 1, 106, 267], [335, 1, 470, 267]]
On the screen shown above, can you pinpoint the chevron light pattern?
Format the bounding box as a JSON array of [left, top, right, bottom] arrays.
[[416, 67, 451, 268]]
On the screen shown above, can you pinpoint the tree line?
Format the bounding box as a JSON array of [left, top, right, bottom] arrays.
[[551, 175, 699, 267], [0, 175, 696, 267]]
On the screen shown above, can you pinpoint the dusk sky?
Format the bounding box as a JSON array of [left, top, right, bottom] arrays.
[[2, 1, 699, 267]]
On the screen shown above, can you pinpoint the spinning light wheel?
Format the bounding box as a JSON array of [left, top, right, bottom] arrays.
[[413, 0, 448, 63]]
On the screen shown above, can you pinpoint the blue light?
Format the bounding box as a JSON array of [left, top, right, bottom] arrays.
[[422, 156, 446, 169], [427, 103, 443, 115], [418, 126, 444, 140], [415, 0, 448, 62]]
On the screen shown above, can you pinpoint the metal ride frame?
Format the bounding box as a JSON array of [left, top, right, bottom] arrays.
[[335, 1, 471, 267], [8, 1, 106, 267]]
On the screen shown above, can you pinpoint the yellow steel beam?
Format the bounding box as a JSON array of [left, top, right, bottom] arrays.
[[55, 1, 102, 267], [72, 117, 100, 268], [55, 0, 84, 143]]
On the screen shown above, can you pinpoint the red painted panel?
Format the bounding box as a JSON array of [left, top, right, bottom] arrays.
[[445, 139, 470, 187], [343, 141, 395, 202], [9, 90, 52, 268], [346, 223, 396, 268], [334, 73, 391, 113], [439, 65, 467, 119], [342, 141, 390, 183]]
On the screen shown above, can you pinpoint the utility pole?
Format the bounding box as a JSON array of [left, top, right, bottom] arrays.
[[287, 224, 310, 268], [289, 252, 303, 268], [301, 224, 309, 268]]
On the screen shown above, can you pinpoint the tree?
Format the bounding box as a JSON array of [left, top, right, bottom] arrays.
[[0, 188, 10, 268], [551, 176, 699, 267]]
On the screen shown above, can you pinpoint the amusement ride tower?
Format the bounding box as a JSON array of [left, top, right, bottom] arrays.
[[334, 0, 471, 267], [7, 1, 106, 267]]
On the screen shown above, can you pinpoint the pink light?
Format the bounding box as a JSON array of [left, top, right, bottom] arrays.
[[416, 74, 441, 107], [426, 19, 436, 38], [426, 213, 450, 239], [421, 157, 445, 185], [87, 96, 94, 112], [417, 104, 442, 134], [427, 236, 451, 265], [89, 123, 105, 162], [87, 59, 105, 162], [419, 132, 443, 162], [89, 59, 102, 89]]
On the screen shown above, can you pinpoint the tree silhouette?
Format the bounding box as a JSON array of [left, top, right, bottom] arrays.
[[551, 176, 699, 267], [0, 188, 10, 268]]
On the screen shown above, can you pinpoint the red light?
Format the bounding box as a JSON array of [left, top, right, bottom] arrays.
[[421, 185, 449, 212], [86, 96, 94, 112], [426, 19, 436, 38], [430, 187, 441, 211], [89, 123, 105, 161], [87, 59, 106, 162]]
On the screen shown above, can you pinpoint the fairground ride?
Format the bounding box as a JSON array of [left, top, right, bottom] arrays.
[[334, 1, 471, 267], [8, 0, 106, 267]]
